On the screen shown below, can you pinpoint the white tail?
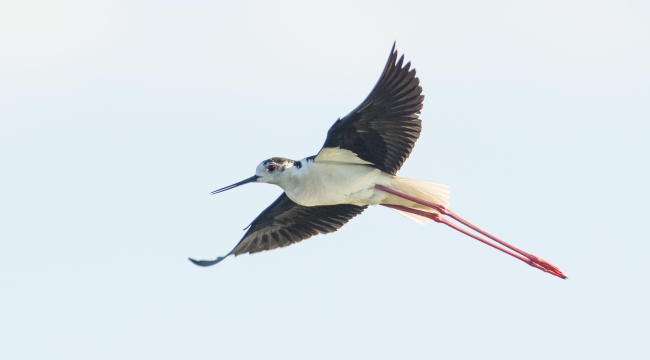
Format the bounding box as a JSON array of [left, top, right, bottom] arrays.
[[384, 177, 450, 224]]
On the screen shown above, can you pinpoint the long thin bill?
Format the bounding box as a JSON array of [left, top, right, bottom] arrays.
[[375, 184, 566, 279], [210, 175, 259, 194]]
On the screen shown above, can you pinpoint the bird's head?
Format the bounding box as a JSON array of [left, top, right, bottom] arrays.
[[210, 157, 297, 194], [254, 157, 298, 184]]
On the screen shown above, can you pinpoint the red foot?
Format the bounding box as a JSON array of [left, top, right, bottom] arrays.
[[377, 185, 566, 279], [524, 255, 567, 279]]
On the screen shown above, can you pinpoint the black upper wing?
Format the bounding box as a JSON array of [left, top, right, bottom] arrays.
[[189, 193, 367, 266], [318, 43, 423, 175]]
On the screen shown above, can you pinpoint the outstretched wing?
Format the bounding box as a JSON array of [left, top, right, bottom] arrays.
[[189, 193, 367, 266], [316, 43, 424, 175]]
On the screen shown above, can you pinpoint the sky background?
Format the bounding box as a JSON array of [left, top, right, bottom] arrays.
[[1, 1, 649, 359]]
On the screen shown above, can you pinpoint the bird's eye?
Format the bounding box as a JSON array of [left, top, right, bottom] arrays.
[[266, 164, 276, 172]]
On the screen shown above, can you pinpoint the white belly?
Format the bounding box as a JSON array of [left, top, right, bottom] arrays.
[[282, 162, 391, 206]]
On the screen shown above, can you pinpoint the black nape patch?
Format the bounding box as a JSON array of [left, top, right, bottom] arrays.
[[294, 161, 302, 169]]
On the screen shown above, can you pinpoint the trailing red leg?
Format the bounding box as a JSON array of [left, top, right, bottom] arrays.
[[376, 185, 566, 279]]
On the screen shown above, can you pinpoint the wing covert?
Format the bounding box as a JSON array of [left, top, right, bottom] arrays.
[[189, 193, 366, 266], [317, 43, 423, 175], [232, 193, 366, 255]]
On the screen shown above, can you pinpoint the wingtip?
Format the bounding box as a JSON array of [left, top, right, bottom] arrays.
[[188, 255, 229, 267]]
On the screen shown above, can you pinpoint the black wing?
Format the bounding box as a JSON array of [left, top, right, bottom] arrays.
[[317, 43, 423, 175], [189, 193, 367, 266]]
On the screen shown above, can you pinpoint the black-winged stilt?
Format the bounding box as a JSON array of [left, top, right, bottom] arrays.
[[190, 44, 566, 279]]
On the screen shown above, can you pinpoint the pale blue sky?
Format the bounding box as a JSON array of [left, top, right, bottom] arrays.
[[1, 1, 649, 359]]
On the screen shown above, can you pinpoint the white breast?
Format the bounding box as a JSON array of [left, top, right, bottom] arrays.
[[279, 160, 391, 207]]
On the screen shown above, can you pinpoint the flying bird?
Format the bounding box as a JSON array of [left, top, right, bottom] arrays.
[[190, 44, 566, 279]]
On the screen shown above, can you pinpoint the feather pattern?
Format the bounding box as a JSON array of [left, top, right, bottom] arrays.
[[318, 43, 423, 175], [231, 193, 367, 256]]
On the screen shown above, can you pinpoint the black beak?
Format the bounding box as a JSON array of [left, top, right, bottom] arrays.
[[210, 175, 259, 194]]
